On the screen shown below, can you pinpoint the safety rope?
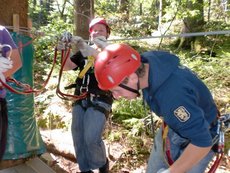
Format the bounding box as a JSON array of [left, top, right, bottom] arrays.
[[108, 30, 230, 42], [55, 47, 87, 100], [208, 113, 229, 173], [0, 45, 58, 95], [0, 40, 89, 102]]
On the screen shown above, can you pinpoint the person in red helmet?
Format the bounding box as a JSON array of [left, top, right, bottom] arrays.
[[61, 18, 113, 173], [89, 18, 111, 38], [94, 43, 219, 173]]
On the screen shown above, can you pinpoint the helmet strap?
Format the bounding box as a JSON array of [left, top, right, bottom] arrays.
[[119, 83, 140, 96]]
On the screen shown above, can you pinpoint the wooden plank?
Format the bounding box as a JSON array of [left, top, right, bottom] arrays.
[[13, 14, 19, 33], [27, 18, 33, 37]]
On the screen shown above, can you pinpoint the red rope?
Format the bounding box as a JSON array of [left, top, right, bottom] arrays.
[[208, 153, 223, 173], [1, 45, 87, 101], [0, 47, 58, 95], [55, 47, 87, 101]]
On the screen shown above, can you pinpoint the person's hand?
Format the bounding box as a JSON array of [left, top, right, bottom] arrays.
[[157, 168, 170, 173], [71, 36, 98, 57], [93, 36, 109, 49], [71, 36, 86, 49], [56, 41, 66, 51], [0, 56, 13, 73]]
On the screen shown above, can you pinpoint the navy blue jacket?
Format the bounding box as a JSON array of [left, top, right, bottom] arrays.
[[141, 51, 218, 147]]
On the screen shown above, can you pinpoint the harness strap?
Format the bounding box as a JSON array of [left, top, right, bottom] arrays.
[[78, 56, 94, 79], [119, 83, 140, 96], [162, 122, 174, 166]]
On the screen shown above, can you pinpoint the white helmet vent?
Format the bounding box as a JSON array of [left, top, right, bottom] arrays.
[[131, 54, 138, 60], [107, 75, 115, 84]]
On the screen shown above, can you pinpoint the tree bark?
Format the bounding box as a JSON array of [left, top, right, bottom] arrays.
[[119, 0, 129, 22], [74, 0, 94, 39], [177, 0, 205, 51], [41, 130, 76, 162], [0, 0, 28, 30]]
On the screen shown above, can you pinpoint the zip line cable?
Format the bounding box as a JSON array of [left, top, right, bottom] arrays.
[[107, 30, 230, 42]]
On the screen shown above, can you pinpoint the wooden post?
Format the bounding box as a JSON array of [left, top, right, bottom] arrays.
[[27, 18, 33, 37], [13, 14, 19, 33]]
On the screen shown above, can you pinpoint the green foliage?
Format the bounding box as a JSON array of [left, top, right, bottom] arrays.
[[107, 131, 122, 142], [112, 97, 147, 122], [95, 0, 118, 16]]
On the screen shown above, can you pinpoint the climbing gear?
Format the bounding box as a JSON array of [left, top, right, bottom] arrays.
[[56, 45, 87, 101], [208, 113, 230, 173], [95, 43, 141, 90], [55, 31, 99, 101], [162, 123, 174, 166], [89, 18, 110, 35], [78, 56, 94, 79], [162, 113, 230, 172]]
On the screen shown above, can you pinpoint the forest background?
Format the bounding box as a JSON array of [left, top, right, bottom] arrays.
[[9, 0, 230, 172]]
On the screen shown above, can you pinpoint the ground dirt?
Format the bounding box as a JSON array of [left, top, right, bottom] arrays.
[[40, 128, 230, 173]]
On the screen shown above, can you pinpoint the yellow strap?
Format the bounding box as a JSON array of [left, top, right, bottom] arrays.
[[162, 124, 170, 166], [162, 125, 169, 140], [78, 56, 95, 79]]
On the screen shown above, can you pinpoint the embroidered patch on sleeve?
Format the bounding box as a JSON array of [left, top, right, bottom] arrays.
[[174, 106, 190, 122]]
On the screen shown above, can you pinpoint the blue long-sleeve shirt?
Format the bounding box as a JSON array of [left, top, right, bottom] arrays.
[[141, 51, 218, 147]]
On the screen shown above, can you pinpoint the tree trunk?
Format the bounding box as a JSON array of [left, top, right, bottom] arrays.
[[41, 130, 76, 162], [177, 0, 205, 51], [74, 0, 94, 39], [0, 0, 28, 30], [119, 0, 129, 22]]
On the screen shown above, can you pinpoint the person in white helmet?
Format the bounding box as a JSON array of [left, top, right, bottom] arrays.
[[62, 18, 112, 173], [94, 43, 219, 173], [0, 25, 22, 159]]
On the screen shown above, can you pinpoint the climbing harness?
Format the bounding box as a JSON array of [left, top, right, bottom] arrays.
[[55, 31, 98, 100], [78, 56, 94, 79], [162, 113, 230, 172]]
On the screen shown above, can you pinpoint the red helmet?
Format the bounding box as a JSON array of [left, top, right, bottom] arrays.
[[95, 43, 141, 90], [89, 18, 111, 35]]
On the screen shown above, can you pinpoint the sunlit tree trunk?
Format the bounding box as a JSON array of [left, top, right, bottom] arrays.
[[74, 0, 94, 39], [56, 0, 68, 19], [177, 0, 205, 51]]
